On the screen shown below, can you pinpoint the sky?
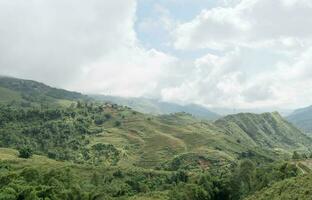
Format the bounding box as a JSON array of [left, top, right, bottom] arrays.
[[0, 0, 312, 110]]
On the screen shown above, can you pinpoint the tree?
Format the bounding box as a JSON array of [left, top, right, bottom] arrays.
[[292, 151, 301, 160], [169, 183, 210, 200], [230, 159, 255, 199], [18, 147, 33, 159], [104, 113, 112, 120], [114, 121, 121, 127]]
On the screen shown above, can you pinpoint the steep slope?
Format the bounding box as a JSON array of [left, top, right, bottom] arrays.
[[287, 105, 312, 134], [215, 112, 312, 150], [0, 76, 88, 107], [92, 95, 220, 120], [245, 174, 312, 200]]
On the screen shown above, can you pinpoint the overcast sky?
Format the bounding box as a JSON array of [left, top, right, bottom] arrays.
[[0, 0, 312, 109]]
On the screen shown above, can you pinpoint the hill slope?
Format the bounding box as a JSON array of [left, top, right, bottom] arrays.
[[287, 105, 312, 134], [245, 174, 312, 200], [92, 95, 220, 120], [0, 76, 88, 107], [216, 112, 312, 150], [0, 103, 310, 170]]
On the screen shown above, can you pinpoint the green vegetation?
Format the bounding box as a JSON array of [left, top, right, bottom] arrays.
[[1, 77, 312, 199], [18, 147, 33, 159], [216, 112, 312, 150], [0, 76, 88, 108], [0, 148, 306, 200], [246, 173, 312, 200]]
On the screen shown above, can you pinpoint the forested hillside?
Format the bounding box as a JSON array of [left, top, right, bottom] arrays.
[[246, 171, 312, 200], [0, 76, 88, 108], [0, 77, 312, 200]]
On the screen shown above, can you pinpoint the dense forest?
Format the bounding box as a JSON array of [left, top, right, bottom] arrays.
[[0, 77, 312, 200]]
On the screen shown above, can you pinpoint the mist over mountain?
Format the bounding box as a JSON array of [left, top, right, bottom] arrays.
[[210, 107, 294, 117], [92, 95, 220, 120], [287, 105, 312, 135]]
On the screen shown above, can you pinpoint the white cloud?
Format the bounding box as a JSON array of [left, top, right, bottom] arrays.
[[173, 0, 312, 50], [0, 0, 139, 87], [159, 0, 312, 109], [1, 0, 312, 110], [0, 0, 181, 99], [160, 46, 312, 109], [72, 47, 178, 97]]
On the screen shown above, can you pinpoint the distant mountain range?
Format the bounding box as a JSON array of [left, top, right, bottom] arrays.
[[91, 95, 220, 120], [210, 107, 294, 117], [287, 105, 312, 134]]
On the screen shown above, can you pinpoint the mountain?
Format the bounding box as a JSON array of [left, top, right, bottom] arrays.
[[216, 112, 312, 150], [0, 76, 88, 107], [1, 76, 312, 200], [287, 105, 312, 134], [92, 95, 220, 120], [0, 77, 310, 167]]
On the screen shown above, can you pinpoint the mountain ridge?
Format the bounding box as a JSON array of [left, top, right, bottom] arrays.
[[92, 95, 220, 120], [0, 76, 89, 107]]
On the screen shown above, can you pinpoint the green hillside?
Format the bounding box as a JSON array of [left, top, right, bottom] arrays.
[[0, 146, 308, 200], [216, 112, 312, 151], [287, 105, 312, 135], [0, 148, 172, 200], [0, 86, 22, 103], [245, 173, 312, 200], [92, 95, 220, 120], [0, 76, 88, 108], [1, 77, 312, 200], [2, 100, 309, 170]]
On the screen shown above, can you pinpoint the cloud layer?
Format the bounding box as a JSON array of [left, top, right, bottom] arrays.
[[165, 0, 312, 109], [0, 0, 312, 109]]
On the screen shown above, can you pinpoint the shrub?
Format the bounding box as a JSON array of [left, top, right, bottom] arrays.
[[18, 147, 33, 159], [114, 121, 121, 127]]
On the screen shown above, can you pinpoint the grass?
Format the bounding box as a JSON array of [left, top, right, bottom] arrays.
[[0, 148, 64, 171], [0, 87, 21, 103], [56, 99, 75, 107], [0, 148, 19, 160]]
